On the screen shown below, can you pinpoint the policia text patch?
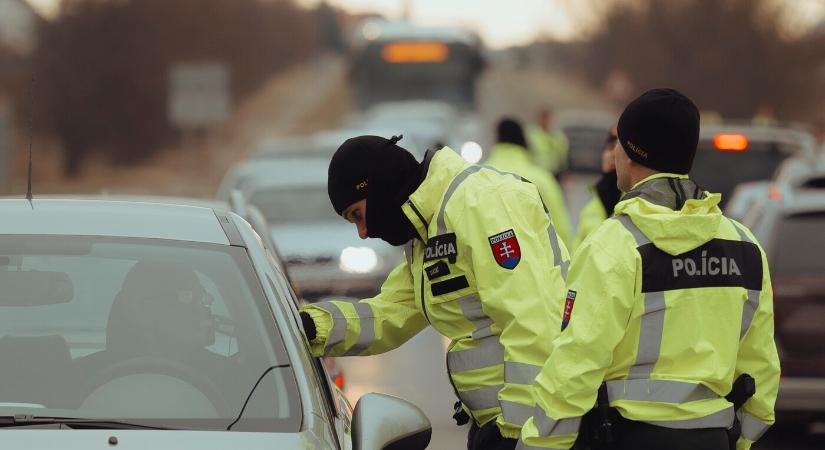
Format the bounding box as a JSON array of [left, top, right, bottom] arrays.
[[424, 233, 458, 264], [638, 239, 762, 293]]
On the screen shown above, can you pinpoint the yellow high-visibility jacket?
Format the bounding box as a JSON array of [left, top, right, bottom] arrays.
[[519, 173, 780, 450], [572, 194, 607, 252], [302, 147, 570, 438], [527, 125, 569, 175], [485, 143, 573, 250]]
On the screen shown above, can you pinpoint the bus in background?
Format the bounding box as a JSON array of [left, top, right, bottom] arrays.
[[349, 20, 485, 111]]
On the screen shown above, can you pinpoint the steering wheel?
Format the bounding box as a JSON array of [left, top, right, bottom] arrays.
[[87, 356, 229, 416]]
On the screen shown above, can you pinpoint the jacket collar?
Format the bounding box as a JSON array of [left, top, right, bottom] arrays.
[[622, 173, 704, 210], [402, 147, 470, 241]]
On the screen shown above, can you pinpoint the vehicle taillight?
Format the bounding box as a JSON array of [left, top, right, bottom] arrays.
[[381, 42, 450, 63], [334, 372, 345, 390], [768, 184, 782, 201], [713, 134, 749, 151]]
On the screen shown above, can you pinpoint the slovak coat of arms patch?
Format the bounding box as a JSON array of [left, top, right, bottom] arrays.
[[488, 229, 521, 270]]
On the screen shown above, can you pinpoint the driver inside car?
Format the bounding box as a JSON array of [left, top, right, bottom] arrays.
[[77, 261, 231, 408]]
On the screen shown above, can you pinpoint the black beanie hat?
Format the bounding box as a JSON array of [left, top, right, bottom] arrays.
[[327, 135, 422, 245], [617, 88, 700, 174], [496, 118, 528, 148]]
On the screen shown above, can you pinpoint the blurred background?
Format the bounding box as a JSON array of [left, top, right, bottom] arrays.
[[1, 0, 824, 448]]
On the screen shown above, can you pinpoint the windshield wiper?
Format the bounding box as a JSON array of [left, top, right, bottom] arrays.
[[0, 415, 170, 430], [227, 364, 291, 431]]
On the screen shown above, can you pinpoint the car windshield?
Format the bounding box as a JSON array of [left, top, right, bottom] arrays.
[[773, 212, 825, 275], [691, 140, 791, 206], [0, 235, 299, 432], [250, 186, 338, 224]]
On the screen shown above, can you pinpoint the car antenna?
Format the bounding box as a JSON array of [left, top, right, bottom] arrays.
[[24, 73, 35, 209]]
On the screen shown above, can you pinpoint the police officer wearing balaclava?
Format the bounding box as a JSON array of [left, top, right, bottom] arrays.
[[300, 137, 570, 449]]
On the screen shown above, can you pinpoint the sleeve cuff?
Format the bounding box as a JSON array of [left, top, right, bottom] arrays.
[[299, 305, 334, 356]]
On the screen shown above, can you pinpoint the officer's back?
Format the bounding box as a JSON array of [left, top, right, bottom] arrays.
[[519, 89, 780, 450]]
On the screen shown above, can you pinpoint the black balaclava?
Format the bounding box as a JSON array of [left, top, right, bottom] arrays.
[[596, 131, 621, 216], [496, 118, 528, 148], [328, 135, 423, 246]]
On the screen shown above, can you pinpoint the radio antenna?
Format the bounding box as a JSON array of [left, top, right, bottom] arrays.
[[25, 74, 34, 208]]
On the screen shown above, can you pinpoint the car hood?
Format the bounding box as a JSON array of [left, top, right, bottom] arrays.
[[0, 429, 326, 449], [271, 222, 392, 259]]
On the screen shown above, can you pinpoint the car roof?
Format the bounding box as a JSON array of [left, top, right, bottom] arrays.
[[0, 199, 231, 244]]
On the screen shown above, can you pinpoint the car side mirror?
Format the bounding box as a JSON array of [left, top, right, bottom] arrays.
[[352, 393, 431, 450]]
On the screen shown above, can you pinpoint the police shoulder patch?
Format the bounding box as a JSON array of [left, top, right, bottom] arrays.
[[561, 290, 576, 331], [424, 233, 458, 264], [488, 229, 521, 269]]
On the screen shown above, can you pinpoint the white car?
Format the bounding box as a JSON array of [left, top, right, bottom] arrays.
[[743, 191, 825, 432], [0, 198, 431, 449], [219, 157, 403, 300], [726, 153, 825, 221]]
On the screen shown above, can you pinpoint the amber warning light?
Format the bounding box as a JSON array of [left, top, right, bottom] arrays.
[[381, 42, 449, 63], [713, 134, 749, 151]]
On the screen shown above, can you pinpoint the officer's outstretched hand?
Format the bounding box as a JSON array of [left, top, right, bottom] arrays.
[[300, 311, 317, 341], [470, 420, 517, 450]]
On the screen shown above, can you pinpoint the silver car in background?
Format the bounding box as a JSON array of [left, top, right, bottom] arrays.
[[219, 157, 402, 301], [0, 198, 430, 449]]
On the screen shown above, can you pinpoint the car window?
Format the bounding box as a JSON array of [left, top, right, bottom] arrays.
[[250, 186, 338, 224], [0, 235, 300, 432], [773, 212, 825, 275]]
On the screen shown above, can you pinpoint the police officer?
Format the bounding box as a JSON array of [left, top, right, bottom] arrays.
[[487, 118, 573, 249], [518, 89, 780, 450], [300, 136, 570, 449], [571, 126, 621, 251], [527, 108, 569, 175]]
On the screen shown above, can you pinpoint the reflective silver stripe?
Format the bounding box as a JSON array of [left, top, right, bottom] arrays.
[[484, 165, 522, 180], [448, 335, 504, 373], [505, 361, 542, 385], [738, 410, 771, 441], [560, 260, 570, 280], [344, 303, 375, 356], [606, 379, 720, 403], [628, 290, 666, 379], [546, 219, 568, 278], [614, 214, 650, 246], [741, 289, 760, 339], [405, 242, 413, 266], [457, 295, 496, 339], [614, 214, 666, 379], [730, 220, 762, 339], [501, 400, 534, 426], [436, 166, 482, 235], [458, 384, 502, 410], [314, 302, 347, 352], [730, 220, 751, 243], [645, 406, 734, 429], [534, 406, 582, 436]]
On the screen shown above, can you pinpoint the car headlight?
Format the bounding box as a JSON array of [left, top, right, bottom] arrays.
[[339, 247, 379, 274], [460, 141, 483, 164]]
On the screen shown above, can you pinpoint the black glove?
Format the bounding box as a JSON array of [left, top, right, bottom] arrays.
[[453, 401, 470, 426], [300, 311, 317, 341], [469, 420, 517, 450]]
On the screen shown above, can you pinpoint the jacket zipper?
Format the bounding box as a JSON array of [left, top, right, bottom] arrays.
[[420, 272, 430, 323], [407, 199, 431, 324]]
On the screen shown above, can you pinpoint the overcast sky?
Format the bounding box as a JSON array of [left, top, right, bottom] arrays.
[[26, 0, 825, 49]]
